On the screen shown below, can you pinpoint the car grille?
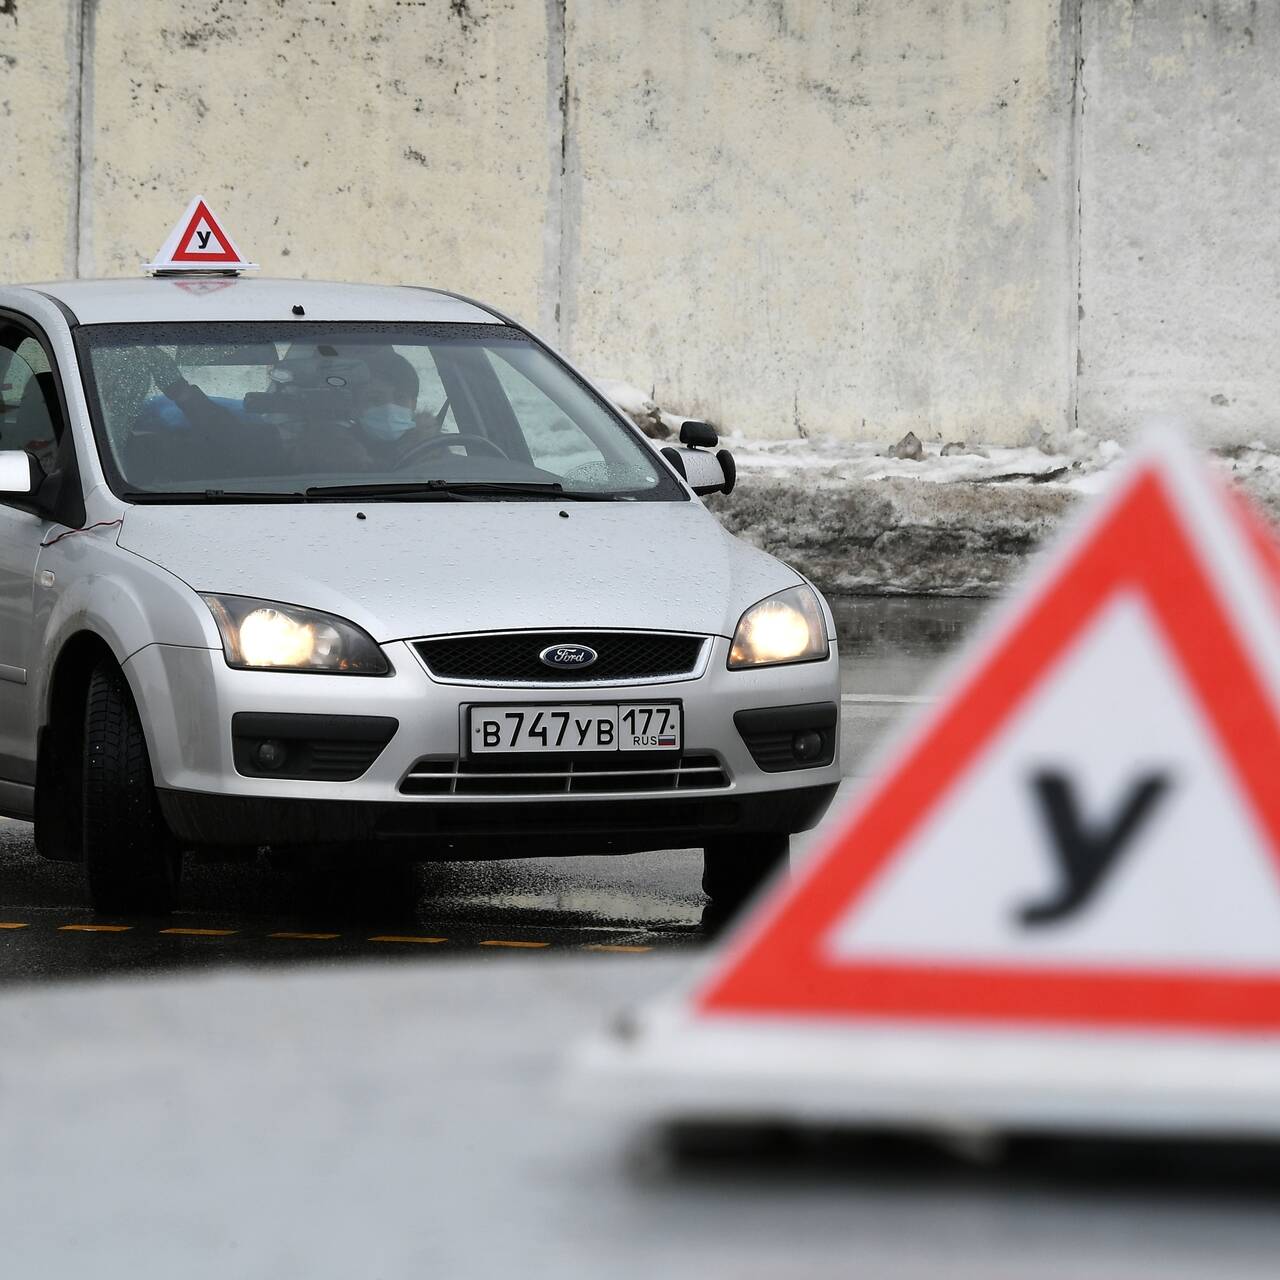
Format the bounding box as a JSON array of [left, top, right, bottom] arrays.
[[413, 631, 708, 685], [400, 753, 730, 796]]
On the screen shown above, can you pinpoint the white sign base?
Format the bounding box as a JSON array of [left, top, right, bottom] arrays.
[[576, 1000, 1280, 1139]]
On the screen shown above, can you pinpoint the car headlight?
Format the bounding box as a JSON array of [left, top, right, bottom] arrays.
[[201, 594, 390, 675], [728, 585, 828, 669]]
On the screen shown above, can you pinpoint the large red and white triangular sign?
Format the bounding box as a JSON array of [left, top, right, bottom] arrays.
[[578, 433, 1280, 1135], [703, 437, 1280, 1032], [144, 196, 258, 273]]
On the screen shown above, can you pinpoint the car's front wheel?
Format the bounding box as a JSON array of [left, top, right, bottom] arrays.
[[702, 834, 789, 914], [83, 661, 182, 915]]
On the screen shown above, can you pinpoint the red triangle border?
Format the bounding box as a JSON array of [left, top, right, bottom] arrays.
[[169, 199, 242, 264]]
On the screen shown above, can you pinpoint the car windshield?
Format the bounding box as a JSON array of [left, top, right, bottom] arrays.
[[76, 321, 682, 502]]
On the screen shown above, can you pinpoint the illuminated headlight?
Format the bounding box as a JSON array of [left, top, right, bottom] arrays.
[[728, 585, 828, 669], [201, 594, 390, 675]]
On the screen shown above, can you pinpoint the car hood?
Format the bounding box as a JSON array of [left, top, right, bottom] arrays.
[[116, 500, 800, 641]]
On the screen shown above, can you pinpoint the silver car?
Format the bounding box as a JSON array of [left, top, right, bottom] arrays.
[[0, 275, 840, 914]]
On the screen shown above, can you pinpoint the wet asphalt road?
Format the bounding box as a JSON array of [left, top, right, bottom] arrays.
[[0, 596, 988, 986]]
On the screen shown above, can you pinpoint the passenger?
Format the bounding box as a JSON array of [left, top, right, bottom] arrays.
[[138, 347, 287, 482]]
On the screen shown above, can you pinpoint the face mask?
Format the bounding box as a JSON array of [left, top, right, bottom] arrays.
[[360, 403, 415, 441]]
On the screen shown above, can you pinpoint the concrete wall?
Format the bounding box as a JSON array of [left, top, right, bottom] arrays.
[[85, 1, 552, 321], [0, 1, 79, 281], [0, 1, 1274, 447], [565, 1, 1076, 447], [1078, 0, 1280, 448]]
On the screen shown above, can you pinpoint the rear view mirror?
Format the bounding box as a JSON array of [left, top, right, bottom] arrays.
[[173, 343, 280, 367], [242, 387, 356, 419], [0, 450, 42, 497]]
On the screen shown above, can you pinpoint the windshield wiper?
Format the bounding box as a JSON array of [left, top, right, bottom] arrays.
[[303, 480, 617, 501], [120, 489, 308, 504]]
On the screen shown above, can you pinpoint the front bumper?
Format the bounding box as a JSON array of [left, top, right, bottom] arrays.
[[156, 783, 839, 855], [126, 635, 842, 849]]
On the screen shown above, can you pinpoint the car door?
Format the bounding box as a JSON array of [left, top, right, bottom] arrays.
[[0, 321, 65, 798]]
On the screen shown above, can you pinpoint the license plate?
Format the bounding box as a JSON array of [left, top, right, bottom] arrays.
[[468, 703, 682, 754]]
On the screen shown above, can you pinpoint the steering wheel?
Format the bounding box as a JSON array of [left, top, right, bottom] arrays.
[[396, 432, 509, 468]]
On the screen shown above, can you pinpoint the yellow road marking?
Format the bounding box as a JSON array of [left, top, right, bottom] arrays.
[[159, 928, 238, 937], [583, 944, 653, 954], [269, 931, 341, 941], [59, 924, 131, 933], [479, 939, 550, 949], [0, 922, 29, 930], [368, 935, 447, 944]]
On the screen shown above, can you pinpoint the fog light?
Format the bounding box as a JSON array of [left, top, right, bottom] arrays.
[[255, 739, 288, 771], [792, 730, 824, 761]]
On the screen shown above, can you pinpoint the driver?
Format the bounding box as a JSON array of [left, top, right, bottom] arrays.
[[353, 351, 421, 462]]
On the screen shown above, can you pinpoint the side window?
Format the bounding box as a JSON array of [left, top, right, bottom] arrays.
[[0, 327, 62, 473]]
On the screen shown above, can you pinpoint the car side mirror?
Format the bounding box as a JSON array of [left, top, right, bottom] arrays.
[[0, 450, 42, 496], [660, 427, 737, 497], [0, 450, 49, 514]]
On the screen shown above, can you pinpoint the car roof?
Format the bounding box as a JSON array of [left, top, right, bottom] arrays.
[[11, 277, 505, 327]]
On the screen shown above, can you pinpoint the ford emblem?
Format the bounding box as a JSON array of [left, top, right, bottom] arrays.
[[540, 643, 598, 669]]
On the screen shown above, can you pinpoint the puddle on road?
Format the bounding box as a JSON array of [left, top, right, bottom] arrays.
[[415, 854, 707, 932]]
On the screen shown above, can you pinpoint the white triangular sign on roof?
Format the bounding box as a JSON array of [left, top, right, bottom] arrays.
[[579, 430, 1280, 1137], [143, 195, 258, 273]]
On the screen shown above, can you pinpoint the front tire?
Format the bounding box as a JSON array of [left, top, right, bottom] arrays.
[[702, 834, 789, 914], [83, 661, 182, 915]]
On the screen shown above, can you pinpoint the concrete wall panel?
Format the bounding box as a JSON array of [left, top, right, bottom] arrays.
[[563, 0, 1077, 443], [0, 0, 79, 282], [85, 0, 551, 319], [1079, 1, 1280, 444], [7, 1, 1279, 450]]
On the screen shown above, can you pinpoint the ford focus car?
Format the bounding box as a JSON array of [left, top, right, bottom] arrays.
[[0, 208, 840, 915]]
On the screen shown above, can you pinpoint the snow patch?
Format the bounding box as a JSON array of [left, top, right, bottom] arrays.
[[588, 375, 1280, 594], [593, 377, 670, 438], [593, 378, 657, 420], [722, 432, 1127, 494]]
